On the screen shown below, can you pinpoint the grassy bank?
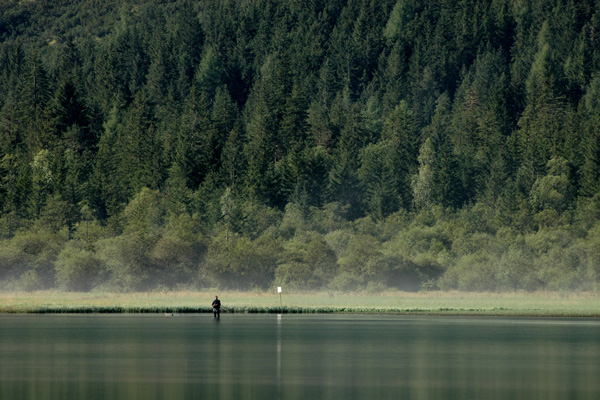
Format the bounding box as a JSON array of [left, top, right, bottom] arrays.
[[1, 290, 599, 317]]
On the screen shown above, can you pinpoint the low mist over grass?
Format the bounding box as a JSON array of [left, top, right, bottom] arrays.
[[1, 290, 599, 317]]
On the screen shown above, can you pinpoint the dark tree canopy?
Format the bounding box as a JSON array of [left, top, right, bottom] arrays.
[[2, 0, 600, 292]]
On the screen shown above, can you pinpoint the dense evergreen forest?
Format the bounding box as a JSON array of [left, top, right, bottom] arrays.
[[2, 0, 600, 292]]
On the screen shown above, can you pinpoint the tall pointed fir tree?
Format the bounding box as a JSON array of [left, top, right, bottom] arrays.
[[422, 93, 463, 208], [174, 85, 213, 190], [579, 77, 600, 197], [328, 97, 363, 219], [18, 51, 51, 152]]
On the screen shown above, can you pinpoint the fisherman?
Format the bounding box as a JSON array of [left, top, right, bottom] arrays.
[[212, 295, 221, 318]]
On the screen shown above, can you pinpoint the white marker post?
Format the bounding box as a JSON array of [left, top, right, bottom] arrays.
[[277, 286, 282, 310]]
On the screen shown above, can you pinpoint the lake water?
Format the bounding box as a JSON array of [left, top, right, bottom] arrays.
[[1, 314, 599, 399]]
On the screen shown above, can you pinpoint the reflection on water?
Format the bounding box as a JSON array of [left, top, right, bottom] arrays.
[[1, 314, 599, 399]]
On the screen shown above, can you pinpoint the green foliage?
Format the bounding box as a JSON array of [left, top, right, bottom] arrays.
[[95, 235, 145, 291], [412, 138, 435, 210], [3, 0, 600, 291], [55, 243, 104, 291], [150, 213, 206, 288], [275, 232, 337, 289], [0, 227, 67, 289], [201, 231, 280, 290]]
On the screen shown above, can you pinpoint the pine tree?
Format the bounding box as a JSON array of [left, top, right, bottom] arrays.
[[381, 100, 419, 209], [579, 77, 600, 197], [29, 149, 53, 219], [171, 0, 204, 96], [145, 29, 173, 105], [279, 83, 309, 153], [210, 86, 238, 176], [194, 47, 225, 99], [49, 75, 94, 152], [516, 21, 570, 178], [18, 51, 51, 151], [0, 153, 24, 235], [412, 137, 435, 211], [423, 93, 463, 208], [244, 93, 277, 202], [0, 91, 21, 153], [91, 104, 122, 219], [452, 50, 510, 203], [174, 86, 212, 189], [221, 123, 246, 188], [359, 141, 398, 220], [0, 43, 26, 102], [328, 99, 363, 219], [380, 41, 409, 112], [114, 92, 161, 198]]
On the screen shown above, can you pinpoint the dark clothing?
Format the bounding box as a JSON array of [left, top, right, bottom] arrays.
[[212, 299, 221, 317]]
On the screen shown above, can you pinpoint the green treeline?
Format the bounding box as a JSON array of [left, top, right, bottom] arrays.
[[1, 0, 600, 292]]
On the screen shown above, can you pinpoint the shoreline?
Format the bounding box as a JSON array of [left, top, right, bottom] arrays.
[[1, 290, 599, 317], [3, 307, 600, 318]]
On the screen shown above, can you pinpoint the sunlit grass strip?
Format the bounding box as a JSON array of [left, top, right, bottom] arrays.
[[1, 291, 599, 316]]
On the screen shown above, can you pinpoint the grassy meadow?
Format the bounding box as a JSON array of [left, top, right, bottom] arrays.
[[0, 290, 599, 317]]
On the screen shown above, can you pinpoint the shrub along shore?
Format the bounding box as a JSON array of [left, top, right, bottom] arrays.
[[1, 291, 599, 317]]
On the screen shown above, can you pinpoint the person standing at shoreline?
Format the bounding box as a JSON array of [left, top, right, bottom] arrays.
[[212, 296, 221, 318]]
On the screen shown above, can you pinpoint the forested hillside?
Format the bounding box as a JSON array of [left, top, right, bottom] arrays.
[[2, 0, 600, 292]]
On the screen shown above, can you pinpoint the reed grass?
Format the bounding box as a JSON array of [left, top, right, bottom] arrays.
[[0, 290, 599, 316]]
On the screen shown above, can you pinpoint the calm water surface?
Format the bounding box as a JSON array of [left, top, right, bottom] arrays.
[[1, 314, 599, 399]]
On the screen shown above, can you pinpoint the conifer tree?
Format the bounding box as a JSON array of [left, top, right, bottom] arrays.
[[221, 123, 245, 188], [174, 86, 212, 189], [412, 137, 435, 211], [328, 99, 363, 219], [18, 51, 50, 151], [517, 20, 569, 177], [210, 86, 238, 174], [171, 0, 204, 96], [244, 93, 277, 203], [279, 84, 309, 153], [580, 77, 600, 197], [423, 93, 462, 208]]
